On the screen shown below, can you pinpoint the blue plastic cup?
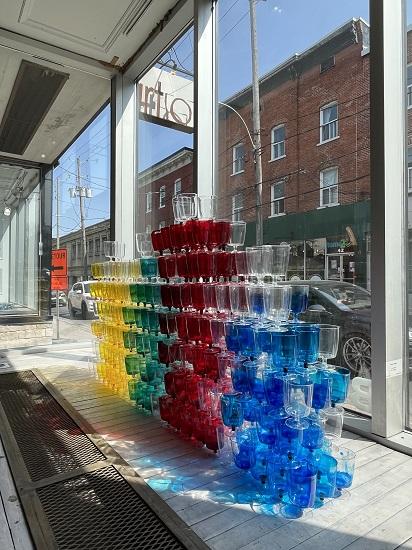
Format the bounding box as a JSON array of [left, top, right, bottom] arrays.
[[225, 321, 240, 354], [237, 322, 255, 356], [263, 369, 285, 408], [230, 356, 250, 393], [312, 369, 332, 410], [271, 330, 297, 370], [221, 392, 244, 430], [330, 367, 351, 405], [230, 430, 257, 470], [316, 453, 338, 500], [254, 326, 272, 354], [288, 462, 317, 508], [292, 324, 320, 365], [244, 361, 265, 402]]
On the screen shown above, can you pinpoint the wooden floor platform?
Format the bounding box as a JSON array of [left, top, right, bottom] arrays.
[[5, 363, 412, 550]]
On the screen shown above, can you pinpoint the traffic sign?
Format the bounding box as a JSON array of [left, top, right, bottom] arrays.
[[51, 248, 68, 291]]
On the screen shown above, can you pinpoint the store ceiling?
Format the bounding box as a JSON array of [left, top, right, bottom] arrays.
[[0, 0, 178, 164], [0, 163, 38, 206]]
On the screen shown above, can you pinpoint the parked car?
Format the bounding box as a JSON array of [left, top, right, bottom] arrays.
[[280, 281, 372, 378], [51, 291, 67, 307], [67, 281, 96, 320]]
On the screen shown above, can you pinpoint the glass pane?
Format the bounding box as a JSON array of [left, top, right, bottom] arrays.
[[217, 0, 371, 416], [407, 5, 412, 429], [136, 27, 194, 236], [0, 166, 40, 315]]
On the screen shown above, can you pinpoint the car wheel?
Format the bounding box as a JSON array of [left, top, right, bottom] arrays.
[[68, 301, 76, 318], [341, 333, 371, 379]]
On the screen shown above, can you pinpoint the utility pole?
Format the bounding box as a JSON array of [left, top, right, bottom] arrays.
[[249, 0, 263, 245], [55, 177, 60, 340], [76, 157, 88, 281]]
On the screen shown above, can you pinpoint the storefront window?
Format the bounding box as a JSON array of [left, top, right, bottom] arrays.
[[136, 26, 194, 236], [0, 165, 41, 315], [217, 0, 371, 413]]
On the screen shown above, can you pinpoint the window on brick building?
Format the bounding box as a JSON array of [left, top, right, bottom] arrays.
[[232, 143, 245, 175], [408, 167, 412, 192], [270, 181, 285, 216], [174, 178, 182, 195], [232, 193, 243, 221], [320, 167, 339, 206], [159, 221, 166, 229], [146, 192, 152, 213], [271, 125, 285, 160], [71, 242, 76, 260], [320, 102, 339, 143], [159, 186, 166, 208], [95, 238, 100, 256], [408, 84, 412, 109], [88, 240, 93, 257]]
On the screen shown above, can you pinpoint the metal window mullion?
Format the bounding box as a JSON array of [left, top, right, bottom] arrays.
[[370, 0, 407, 437], [194, 0, 217, 197]]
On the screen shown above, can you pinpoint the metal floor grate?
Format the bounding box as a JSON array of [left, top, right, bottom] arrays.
[[37, 466, 184, 550], [0, 370, 206, 550], [0, 371, 105, 481]]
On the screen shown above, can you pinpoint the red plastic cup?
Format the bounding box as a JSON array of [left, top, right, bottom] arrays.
[[215, 251, 232, 279], [191, 283, 205, 312], [183, 220, 197, 250], [186, 313, 201, 342], [194, 219, 212, 249], [169, 339, 183, 363], [181, 283, 192, 309], [197, 250, 214, 280], [181, 342, 195, 368], [176, 312, 188, 340], [151, 230, 164, 253], [193, 344, 207, 375], [159, 311, 168, 334], [187, 252, 200, 280], [164, 254, 177, 279], [157, 256, 168, 279], [166, 312, 177, 334], [176, 253, 189, 279], [158, 340, 171, 364], [199, 316, 213, 345], [186, 372, 201, 408], [204, 418, 224, 452], [160, 284, 173, 309], [173, 369, 187, 401], [170, 284, 182, 310], [204, 348, 220, 380], [160, 226, 172, 253], [159, 395, 173, 421]]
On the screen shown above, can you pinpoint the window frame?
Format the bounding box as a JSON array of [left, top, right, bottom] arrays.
[[232, 193, 243, 221], [408, 166, 412, 192], [319, 101, 339, 144], [146, 192, 152, 213], [174, 178, 182, 196], [232, 143, 245, 175], [159, 185, 166, 208], [270, 180, 285, 217], [319, 166, 339, 207], [270, 124, 286, 161]]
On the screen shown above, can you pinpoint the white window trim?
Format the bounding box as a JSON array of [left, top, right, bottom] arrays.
[[319, 101, 339, 145], [146, 192, 152, 213], [232, 194, 243, 221], [408, 84, 412, 109], [270, 124, 286, 161], [320, 167, 339, 207], [232, 144, 245, 176], [159, 186, 166, 208], [270, 181, 285, 217], [174, 178, 182, 196]]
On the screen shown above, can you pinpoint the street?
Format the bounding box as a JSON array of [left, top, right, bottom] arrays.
[[51, 306, 94, 342]]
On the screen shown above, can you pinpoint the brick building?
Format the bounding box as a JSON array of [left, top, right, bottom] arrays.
[[218, 18, 371, 287], [137, 147, 193, 234]]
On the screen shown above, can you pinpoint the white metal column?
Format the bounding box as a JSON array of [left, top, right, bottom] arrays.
[[194, 0, 217, 196], [112, 73, 137, 259], [370, 0, 407, 437]]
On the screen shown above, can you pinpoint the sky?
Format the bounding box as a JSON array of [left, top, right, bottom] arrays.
[[55, 0, 412, 237]]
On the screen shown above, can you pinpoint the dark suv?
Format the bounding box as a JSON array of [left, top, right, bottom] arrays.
[[281, 281, 371, 378]]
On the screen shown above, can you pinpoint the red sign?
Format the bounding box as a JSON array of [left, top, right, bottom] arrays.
[[51, 248, 68, 291]]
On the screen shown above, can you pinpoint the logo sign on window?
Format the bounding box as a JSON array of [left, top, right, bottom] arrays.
[[138, 67, 194, 133], [51, 248, 68, 291]]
